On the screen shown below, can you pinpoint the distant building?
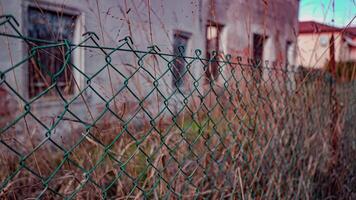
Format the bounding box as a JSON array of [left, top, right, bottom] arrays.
[[296, 21, 356, 68]]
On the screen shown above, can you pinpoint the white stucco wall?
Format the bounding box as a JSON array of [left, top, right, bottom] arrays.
[[296, 32, 351, 68], [0, 0, 207, 138], [0, 0, 299, 138]]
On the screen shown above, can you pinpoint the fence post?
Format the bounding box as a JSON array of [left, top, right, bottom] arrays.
[[329, 33, 340, 168]]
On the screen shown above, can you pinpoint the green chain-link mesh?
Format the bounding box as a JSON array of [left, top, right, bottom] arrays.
[[0, 15, 355, 199]]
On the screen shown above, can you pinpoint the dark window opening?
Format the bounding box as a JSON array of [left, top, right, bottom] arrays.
[[252, 33, 267, 82], [285, 41, 292, 66], [205, 22, 223, 82], [28, 7, 77, 98], [172, 31, 191, 88], [253, 34, 266, 62]]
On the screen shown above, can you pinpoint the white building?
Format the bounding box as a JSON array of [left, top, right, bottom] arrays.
[[0, 0, 299, 136], [296, 21, 356, 68]]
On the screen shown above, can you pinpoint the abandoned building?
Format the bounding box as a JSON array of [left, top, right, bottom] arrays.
[[0, 0, 300, 136]]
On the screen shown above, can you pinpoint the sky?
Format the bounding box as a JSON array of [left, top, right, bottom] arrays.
[[299, 0, 356, 27]]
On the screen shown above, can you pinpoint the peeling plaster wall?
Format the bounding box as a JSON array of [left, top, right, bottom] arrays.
[[0, 0, 300, 138], [0, 0, 207, 137], [203, 0, 299, 65]]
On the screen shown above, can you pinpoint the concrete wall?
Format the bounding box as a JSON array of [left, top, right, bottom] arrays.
[[205, 0, 299, 62], [203, 0, 299, 90], [0, 0, 299, 137], [0, 0, 205, 130]]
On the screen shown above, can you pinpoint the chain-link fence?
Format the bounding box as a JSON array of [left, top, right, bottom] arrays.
[[0, 15, 355, 199]]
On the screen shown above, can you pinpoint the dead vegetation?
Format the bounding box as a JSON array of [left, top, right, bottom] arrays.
[[1, 67, 355, 199]]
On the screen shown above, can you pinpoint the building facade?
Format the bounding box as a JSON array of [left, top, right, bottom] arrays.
[[0, 0, 299, 136], [296, 21, 356, 68]]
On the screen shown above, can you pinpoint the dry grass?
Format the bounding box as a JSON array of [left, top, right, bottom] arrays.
[[1, 68, 355, 199]]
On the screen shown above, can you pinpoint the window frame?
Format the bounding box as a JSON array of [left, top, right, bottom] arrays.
[[285, 40, 293, 67], [22, 0, 85, 105], [205, 21, 224, 82], [172, 30, 191, 89], [252, 33, 267, 63], [252, 33, 268, 82]]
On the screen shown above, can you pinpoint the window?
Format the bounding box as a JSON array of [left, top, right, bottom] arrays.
[[205, 22, 223, 82], [172, 31, 191, 88], [27, 7, 78, 98], [253, 34, 266, 62], [285, 41, 292, 66], [252, 33, 267, 82]]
